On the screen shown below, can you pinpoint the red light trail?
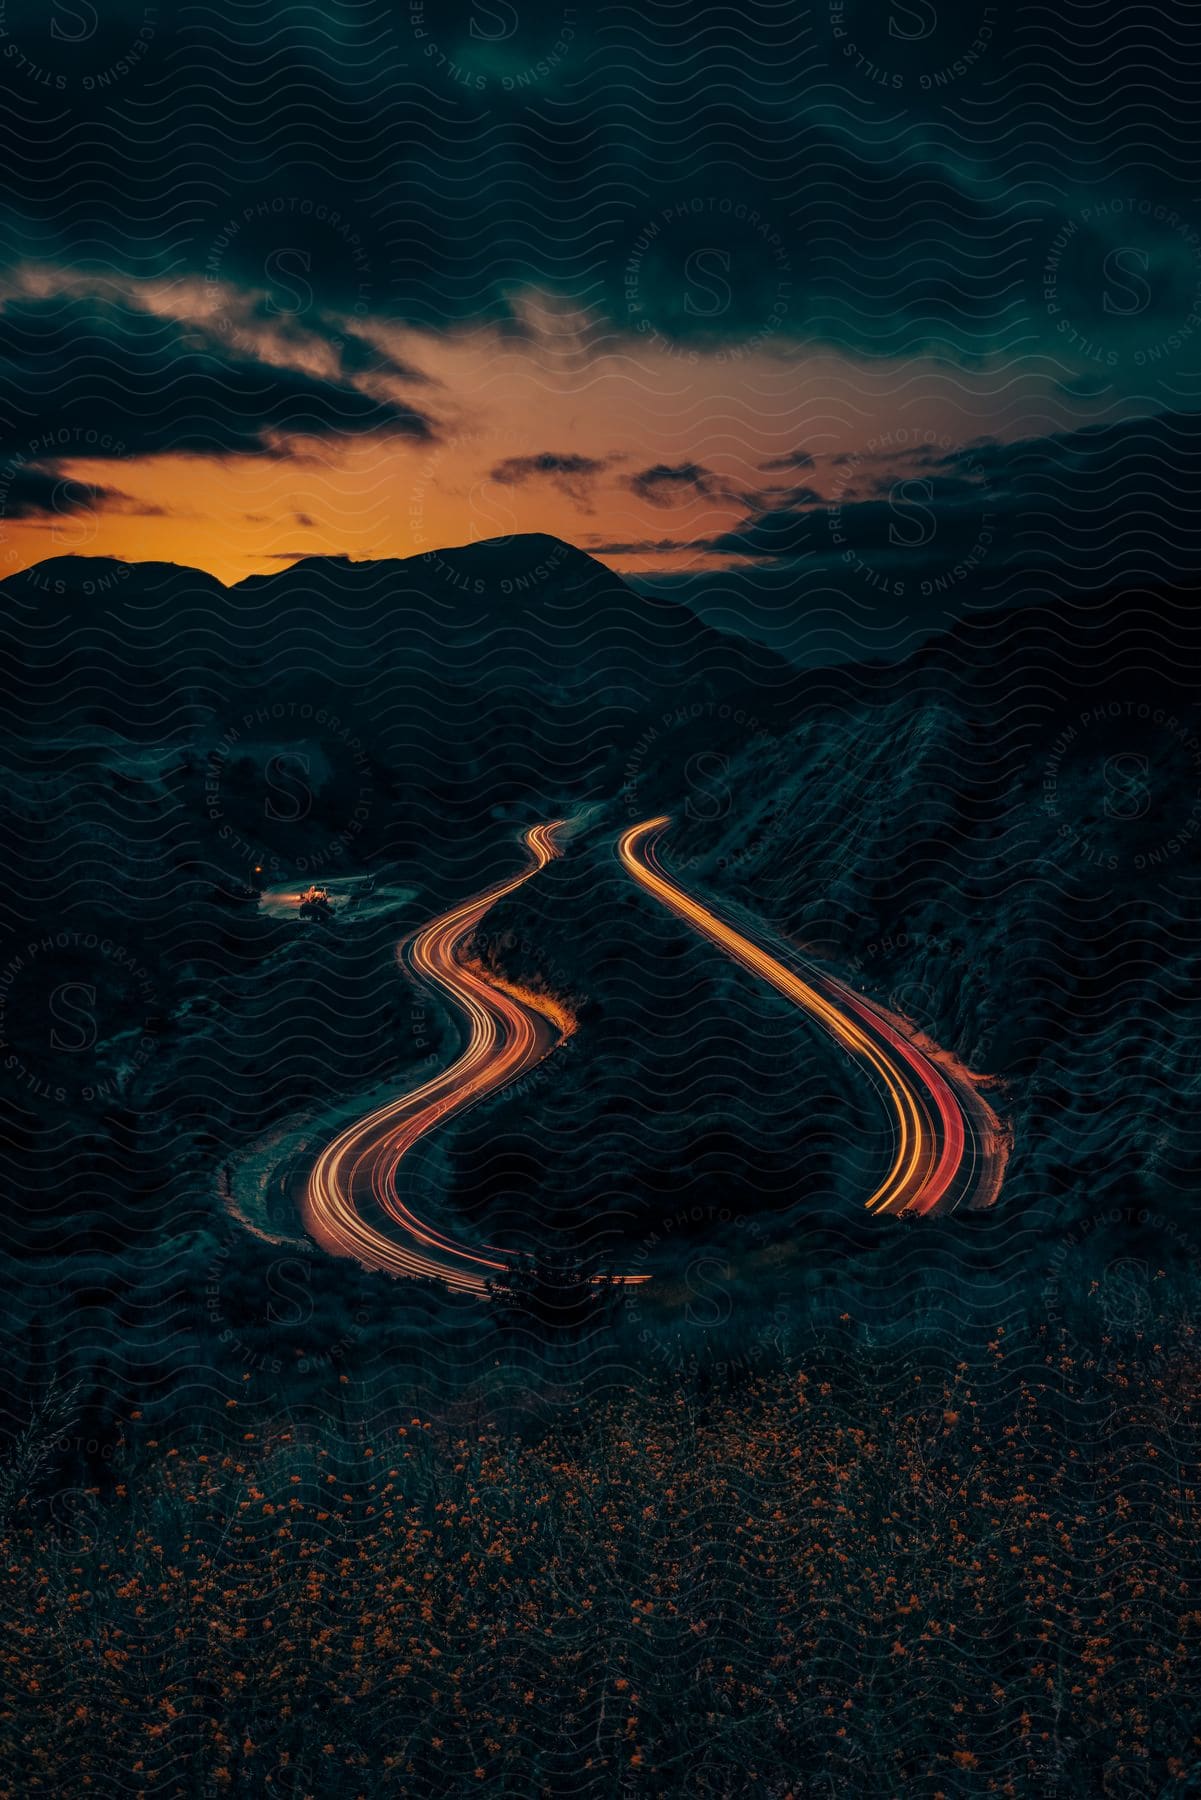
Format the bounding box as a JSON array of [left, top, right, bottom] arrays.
[[618, 817, 1010, 1216], [302, 812, 1009, 1296]]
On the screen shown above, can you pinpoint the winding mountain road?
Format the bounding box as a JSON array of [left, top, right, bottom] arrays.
[[301, 812, 1009, 1295], [618, 817, 1010, 1216], [303, 820, 581, 1292]]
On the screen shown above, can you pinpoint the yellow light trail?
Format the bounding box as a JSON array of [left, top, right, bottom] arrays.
[[303, 810, 1008, 1295], [618, 817, 1009, 1216]]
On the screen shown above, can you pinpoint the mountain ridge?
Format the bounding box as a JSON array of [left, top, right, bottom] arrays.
[[0, 533, 619, 599]]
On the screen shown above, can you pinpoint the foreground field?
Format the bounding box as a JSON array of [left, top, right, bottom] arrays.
[[1, 1325, 1198, 1797]]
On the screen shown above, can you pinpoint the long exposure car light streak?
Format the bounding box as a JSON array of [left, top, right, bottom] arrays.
[[304, 819, 649, 1293], [618, 817, 1010, 1216], [304, 811, 1009, 1297]]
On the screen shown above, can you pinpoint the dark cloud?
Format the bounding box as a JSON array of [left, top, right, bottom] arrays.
[[333, 330, 432, 386], [626, 463, 718, 507], [631, 406, 1201, 669], [608, 411, 1201, 604], [262, 549, 349, 563], [585, 538, 693, 556], [932, 407, 1201, 589], [706, 505, 820, 562], [221, 297, 435, 390], [707, 447, 1001, 567], [489, 452, 613, 507], [0, 457, 172, 526], [0, 465, 120, 521], [0, 293, 436, 467], [0, 2, 1193, 368], [0, 465, 77, 521]]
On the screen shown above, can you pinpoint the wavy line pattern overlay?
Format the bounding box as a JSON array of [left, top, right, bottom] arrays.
[[0, 1, 1199, 1793]]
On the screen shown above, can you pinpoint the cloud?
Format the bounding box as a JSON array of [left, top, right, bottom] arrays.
[[0, 457, 173, 526], [705, 447, 1001, 565], [260, 550, 355, 563], [0, 465, 121, 521], [932, 408, 1201, 588], [0, 2, 1192, 382], [629, 408, 1201, 672], [0, 293, 437, 470], [701, 408, 1201, 607], [217, 295, 436, 391], [584, 537, 692, 556], [333, 329, 433, 387], [489, 451, 614, 508], [626, 463, 718, 507], [706, 503, 821, 561]]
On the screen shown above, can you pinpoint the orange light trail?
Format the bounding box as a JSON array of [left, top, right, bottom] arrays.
[[304, 819, 648, 1292], [305, 821, 568, 1290], [618, 817, 1009, 1216]]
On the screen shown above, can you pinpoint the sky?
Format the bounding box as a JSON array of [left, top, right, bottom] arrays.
[[0, 0, 1198, 655]]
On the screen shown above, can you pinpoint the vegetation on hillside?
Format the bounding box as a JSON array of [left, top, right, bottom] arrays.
[[1, 1322, 1198, 1796]]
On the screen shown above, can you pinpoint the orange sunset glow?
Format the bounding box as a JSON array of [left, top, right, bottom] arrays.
[[0, 270, 1080, 587]]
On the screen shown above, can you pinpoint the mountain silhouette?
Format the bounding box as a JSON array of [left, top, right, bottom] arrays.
[[0, 535, 801, 882]]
